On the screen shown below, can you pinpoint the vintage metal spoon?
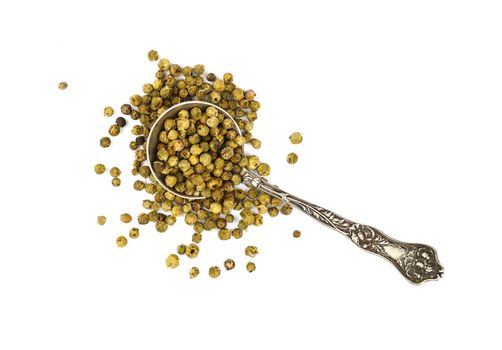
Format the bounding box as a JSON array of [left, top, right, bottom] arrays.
[[147, 101, 444, 284]]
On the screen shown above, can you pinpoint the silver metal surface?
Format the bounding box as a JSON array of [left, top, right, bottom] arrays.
[[147, 101, 444, 284]]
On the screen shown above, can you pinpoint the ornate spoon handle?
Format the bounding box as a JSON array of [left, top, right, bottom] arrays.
[[242, 171, 444, 284]]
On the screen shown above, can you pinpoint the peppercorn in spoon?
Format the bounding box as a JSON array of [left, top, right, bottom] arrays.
[[147, 101, 443, 284]]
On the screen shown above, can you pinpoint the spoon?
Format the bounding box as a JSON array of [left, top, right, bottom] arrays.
[[147, 101, 444, 284]]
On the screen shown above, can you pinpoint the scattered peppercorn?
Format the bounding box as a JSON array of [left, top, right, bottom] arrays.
[[287, 152, 298, 164], [120, 213, 132, 223], [177, 244, 187, 255], [189, 267, 200, 279], [110, 167, 121, 177], [94, 163, 106, 174], [246, 262, 256, 273], [104, 106, 114, 117], [289, 132, 303, 144], [97, 216, 107, 225], [116, 236, 128, 248], [129, 227, 139, 239], [148, 50, 159, 62], [100, 137, 111, 148], [111, 178, 121, 187], [166, 254, 180, 268], [208, 266, 221, 278], [245, 246, 259, 258], [109, 124, 120, 137], [58, 81, 68, 90], [224, 259, 235, 271], [293, 230, 301, 238], [115, 117, 126, 127]]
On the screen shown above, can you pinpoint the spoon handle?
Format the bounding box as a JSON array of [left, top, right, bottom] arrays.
[[242, 171, 443, 284]]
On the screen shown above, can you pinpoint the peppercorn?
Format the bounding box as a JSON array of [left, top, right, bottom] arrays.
[[103, 106, 114, 117], [115, 117, 126, 127], [97, 216, 106, 225], [155, 221, 168, 232], [110, 167, 121, 177], [148, 50, 159, 61], [192, 232, 202, 243], [58, 81, 68, 90], [109, 124, 120, 137], [208, 266, 221, 278], [224, 259, 235, 271], [287, 152, 298, 164], [189, 267, 200, 279], [232, 228, 243, 239], [289, 132, 303, 144], [129, 227, 139, 239], [136, 136, 145, 146], [121, 104, 132, 115], [293, 230, 301, 238], [245, 246, 259, 258], [111, 178, 121, 187], [137, 213, 149, 225], [100, 137, 111, 148], [250, 139, 261, 149], [165, 254, 179, 268], [186, 243, 199, 258], [94, 163, 106, 174], [257, 163, 271, 176], [280, 204, 293, 215], [246, 262, 256, 273], [218, 229, 231, 240], [116, 236, 128, 248], [120, 213, 132, 223], [177, 244, 187, 255], [133, 180, 145, 191]]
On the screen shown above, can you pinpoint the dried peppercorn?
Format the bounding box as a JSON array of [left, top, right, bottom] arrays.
[[245, 246, 259, 258], [148, 50, 159, 62], [287, 152, 298, 164], [165, 254, 180, 268], [120, 213, 132, 223], [177, 244, 187, 255], [115, 117, 126, 127], [110, 167, 121, 177], [208, 266, 221, 278], [97, 216, 106, 225], [129, 227, 139, 239], [186, 243, 199, 258], [94, 164, 106, 174], [192, 232, 202, 243], [246, 262, 256, 273], [293, 230, 301, 238], [189, 267, 200, 279], [289, 132, 303, 144], [121, 104, 132, 115], [58, 81, 68, 90], [104, 106, 114, 117], [111, 178, 121, 187], [280, 204, 293, 215], [224, 259, 235, 271], [116, 236, 128, 248], [100, 137, 111, 148], [109, 124, 120, 137]]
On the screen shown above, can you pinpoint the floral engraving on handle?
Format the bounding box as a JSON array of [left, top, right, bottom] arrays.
[[242, 170, 443, 284]]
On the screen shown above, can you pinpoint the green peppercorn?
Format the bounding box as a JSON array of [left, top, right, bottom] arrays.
[[186, 243, 199, 258], [280, 204, 293, 215], [287, 152, 298, 164], [115, 117, 126, 127], [232, 228, 243, 239], [109, 124, 120, 137], [97, 216, 106, 225], [293, 230, 301, 238], [120, 213, 132, 223], [246, 262, 256, 273], [224, 259, 235, 271], [208, 266, 221, 278], [165, 254, 179, 268], [148, 50, 159, 61], [111, 178, 121, 187], [289, 132, 303, 144], [189, 267, 200, 279], [192, 232, 202, 243], [110, 167, 121, 177], [58, 81, 68, 90], [177, 244, 187, 255], [133, 180, 145, 191], [94, 163, 106, 174], [218, 229, 231, 240], [116, 236, 128, 248], [129, 227, 139, 239], [100, 137, 111, 148], [137, 213, 149, 225], [245, 246, 259, 258], [257, 163, 271, 176], [156, 221, 168, 232]]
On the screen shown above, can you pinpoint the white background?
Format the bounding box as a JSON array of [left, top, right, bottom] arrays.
[[1, 1, 501, 349]]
